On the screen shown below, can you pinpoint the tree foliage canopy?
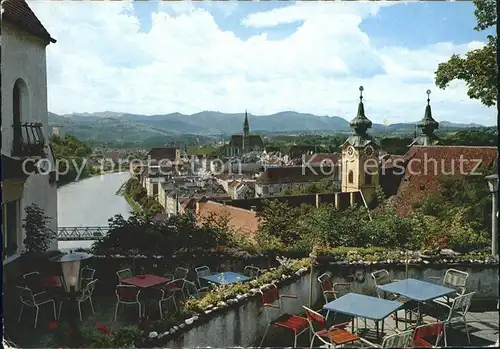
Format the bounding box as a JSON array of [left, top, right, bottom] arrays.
[[434, 0, 497, 107]]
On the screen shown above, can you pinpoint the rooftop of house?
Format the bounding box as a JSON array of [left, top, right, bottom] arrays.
[[196, 200, 259, 240], [255, 165, 335, 184], [2, 0, 56, 44], [146, 147, 179, 161], [392, 145, 498, 215]]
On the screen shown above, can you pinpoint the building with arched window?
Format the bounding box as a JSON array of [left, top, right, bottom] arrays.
[[2, 0, 58, 264]]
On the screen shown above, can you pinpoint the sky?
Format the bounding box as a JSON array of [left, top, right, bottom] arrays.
[[27, 0, 496, 125]]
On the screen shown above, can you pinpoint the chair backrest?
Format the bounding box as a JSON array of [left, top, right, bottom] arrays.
[[371, 269, 392, 298], [332, 283, 351, 300], [371, 269, 391, 286], [260, 284, 279, 305], [303, 306, 326, 332], [163, 279, 185, 295], [244, 265, 260, 279], [381, 330, 413, 348], [85, 279, 98, 296], [81, 267, 96, 280], [446, 292, 474, 322], [173, 267, 189, 279], [183, 280, 200, 299], [318, 273, 333, 292], [22, 272, 41, 289], [442, 269, 469, 294], [195, 266, 211, 287], [116, 269, 132, 283], [115, 284, 140, 302], [16, 286, 35, 306], [413, 322, 445, 347]]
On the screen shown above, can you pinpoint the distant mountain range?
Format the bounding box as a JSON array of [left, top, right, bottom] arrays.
[[48, 111, 485, 145]]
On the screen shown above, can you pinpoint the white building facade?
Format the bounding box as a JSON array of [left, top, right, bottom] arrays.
[[2, 0, 58, 263]]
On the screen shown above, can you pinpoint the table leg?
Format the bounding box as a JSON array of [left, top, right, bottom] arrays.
[[376, 320, 380, 342]]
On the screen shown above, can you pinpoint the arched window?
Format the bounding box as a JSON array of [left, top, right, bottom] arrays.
[[12, 79, 29, 152], [348, 170, 354, 183]]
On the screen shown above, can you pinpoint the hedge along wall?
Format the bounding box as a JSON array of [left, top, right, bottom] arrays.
[[160, 262, 498, 348], [164, 269, 320, 348], [316, 260, 499, 300], [78, 251, 276, 295]]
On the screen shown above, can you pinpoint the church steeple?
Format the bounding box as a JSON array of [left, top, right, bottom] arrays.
[[349, 86, 372, 136], [410, 90, 440, 147], [243, 110, 249, 137]]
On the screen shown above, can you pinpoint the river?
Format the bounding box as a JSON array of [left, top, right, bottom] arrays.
[[57, 171, 132, 251]]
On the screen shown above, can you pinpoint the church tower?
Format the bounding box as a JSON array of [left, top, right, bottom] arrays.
[[341, 86, 379, 204], [243, 110, 249, 151], [409, 90, 440, 147]]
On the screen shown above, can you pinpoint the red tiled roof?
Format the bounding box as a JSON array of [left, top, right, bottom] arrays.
[[2, 0, 56, 43], [393, 146, 498, 216], [196, 201, 259, 241], [146, 147, 179, 162], [256, 165, 335, 184]]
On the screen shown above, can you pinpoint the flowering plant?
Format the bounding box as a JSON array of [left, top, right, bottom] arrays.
[[423, 236, 449, 256]]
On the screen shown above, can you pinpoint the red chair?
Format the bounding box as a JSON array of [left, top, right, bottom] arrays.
[[114, 285, 142, 321], [259, 284, 309, 347], [412, 322, 445, 347], [303, 306, 361, 348]]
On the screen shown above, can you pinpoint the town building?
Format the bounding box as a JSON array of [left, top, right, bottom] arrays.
[[146, 146, 180, 163], [2, 0, 58, 263], [225, 111, 264, 157], [255, 165, 339, 197]]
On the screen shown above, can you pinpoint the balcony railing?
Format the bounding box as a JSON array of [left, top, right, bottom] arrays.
[[12, 122, 46, 158]]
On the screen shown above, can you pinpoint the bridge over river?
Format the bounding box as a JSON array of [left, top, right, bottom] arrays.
[[57, 172, 131, 250], [57, 226, 110, 241]]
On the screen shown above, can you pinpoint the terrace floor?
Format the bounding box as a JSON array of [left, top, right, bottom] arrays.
[[5, 295, 499, 348], [259, 303, 499, 347]]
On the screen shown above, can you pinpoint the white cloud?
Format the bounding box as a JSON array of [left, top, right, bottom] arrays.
[[27, 0, 495, 125]]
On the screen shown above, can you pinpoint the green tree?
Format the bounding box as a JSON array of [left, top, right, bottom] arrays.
[[22, 204, 56, 255], [434, 0, 497, 106]]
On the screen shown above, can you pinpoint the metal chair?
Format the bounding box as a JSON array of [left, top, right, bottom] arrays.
[[259, 284, 309, 347], [79, 267, 96, 289], [303, 306, 360, 348], [429, 269, 469, 307], [318, 272, 351, 321], [434, 292, 475, 346], [371, 269, 417, 328], [183, 280, 208, 299], [116, 268, 133, 284], [16, 286, 57, 328], [412, 322, 445, 347], [164, 267, 189, 298], [165, 267, 189, 280], [158, 280, 179, 319], [114, 285, 142, 321], [244, 265, 261, 280], [195, 266, 211, 289], [58, 279, 97, 321]]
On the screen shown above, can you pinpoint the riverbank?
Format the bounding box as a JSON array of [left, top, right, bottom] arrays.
[[57, 168, 124, 188], [116, 180, 142, 213], [119, 177, 164, 216]]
